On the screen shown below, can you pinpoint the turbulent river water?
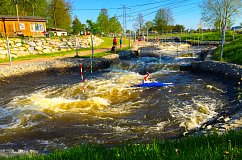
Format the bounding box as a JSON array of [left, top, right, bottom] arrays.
[[0, 47, 238, 153]]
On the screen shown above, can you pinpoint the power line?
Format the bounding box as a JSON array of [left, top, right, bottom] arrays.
[[126, 0, 192, 22], [72, 0, 174, 11]]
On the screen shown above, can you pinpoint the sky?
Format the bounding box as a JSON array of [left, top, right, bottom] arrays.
[[70, 0, 239, 30]]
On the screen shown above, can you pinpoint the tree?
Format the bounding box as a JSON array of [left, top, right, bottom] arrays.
[[109, 16, 122, 36], [143, 21, 153, 40], [24, 0, 48, 17], [172, 24, 185, 33], [0, 0, 16, 15], [72, 16, 84, 35], [153, 8, 174, 33], [48, 0, 72, 31], [0, 0, 47, 17], [96, 8, 109, 35], [144, 21, 153, 31], [86, 19, 99, 34], [201, 0, 242, 60]]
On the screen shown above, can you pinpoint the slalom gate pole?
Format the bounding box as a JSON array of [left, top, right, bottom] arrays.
[[6, 36, 12, 66], [79, 63, 85, 93], [90, 34, 94, 73]]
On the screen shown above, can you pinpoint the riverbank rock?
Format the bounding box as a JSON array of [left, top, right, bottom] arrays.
[[191, 60, 242, 80], [0, 54, 119, 79], [0, 36, 103, 58]]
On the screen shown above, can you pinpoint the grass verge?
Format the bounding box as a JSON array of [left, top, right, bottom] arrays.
[[213, 36, 242, 65], [4, 130, 242, 160], [0, 48, 90, 63]]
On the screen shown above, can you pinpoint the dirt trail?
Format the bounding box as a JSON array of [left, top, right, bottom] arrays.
[[0, 42, 148, 68], [0, 48, 113, 68]]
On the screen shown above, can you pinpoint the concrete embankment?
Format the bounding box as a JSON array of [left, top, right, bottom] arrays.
[[190, 60, 242, 133], [191, 60, 242, 80], [0, 54, 119, 80]]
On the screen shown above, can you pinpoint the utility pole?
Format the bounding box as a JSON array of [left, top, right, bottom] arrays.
[[121, 5, 130, 36]]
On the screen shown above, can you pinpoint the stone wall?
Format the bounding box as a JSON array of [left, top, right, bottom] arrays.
[[0, 36, 103, 59], [0, 54, 119, 79], [191, 60, 242, 80]]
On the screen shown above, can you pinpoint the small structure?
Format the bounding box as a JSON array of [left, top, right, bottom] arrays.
[[0, 15, 46, 37], [231, 26, 242, 31], [47, 28, 68, 36]]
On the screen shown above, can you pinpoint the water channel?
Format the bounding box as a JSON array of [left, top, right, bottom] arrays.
[[0, 44, 238, 153]]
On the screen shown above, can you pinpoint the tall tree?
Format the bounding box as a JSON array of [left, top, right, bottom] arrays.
[[109, 16, 122, 35], [86, 19, 99, 34], [0, 0, 47, 17], [144, 21, 153, 31], [48, 0, 72, 31], [72, 16, 84, 35], [143, 21, 153, 40], [0, 0, 16, 15], [153, 8, 174, 33], [201, 0, 242, 60], [9, 0, 48, 17], [25, 0, 48, 17], [96, 8, 109, 35]]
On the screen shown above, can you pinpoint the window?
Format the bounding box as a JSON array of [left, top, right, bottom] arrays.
[[31, 23, 44, 32]]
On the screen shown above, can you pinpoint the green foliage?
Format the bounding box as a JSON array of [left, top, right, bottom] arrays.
[[0, 0, 16, 15], [72, 16, 84, 35], [0, 0, 48, 17], [172, 24, 185, 32], [86, 20, 99, 34], [109, 16, 123, 35], [213, 35, 242, 65], [144, 21, 153, 31], [153, 8, 174, 33], [47, 0, 72, 31], [96, 9, 109, 35], [6, 130, 242, 160], [179, 31, 236, 41], [201, 0, 242, 31]]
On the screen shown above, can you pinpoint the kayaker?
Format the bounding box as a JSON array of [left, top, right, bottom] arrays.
[[143, 72, 151, 83]]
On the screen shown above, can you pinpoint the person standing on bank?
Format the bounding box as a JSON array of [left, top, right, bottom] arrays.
[[113, 37, 117, 46], [111, 36, 117, 52], [119, 37, 123, 49]]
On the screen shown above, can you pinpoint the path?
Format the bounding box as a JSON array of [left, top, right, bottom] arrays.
[[0, 47, 115, 68], [0, 42, 149, 68]]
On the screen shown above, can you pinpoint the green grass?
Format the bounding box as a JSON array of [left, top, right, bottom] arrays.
[[148, 31, 242, 42], [4, 130, 242, 160], [98, 37, 131, 49], [79, 46, 131, 58], [0, 48, 90, 63], [213, 36, 242, 65], [0, 36, 132, 63]]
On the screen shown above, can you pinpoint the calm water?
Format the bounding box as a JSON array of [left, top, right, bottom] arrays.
[[0, 54, 237, 153]]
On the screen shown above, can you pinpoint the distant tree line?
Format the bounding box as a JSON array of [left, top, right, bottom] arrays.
[[82, 9, 123, 36], [133, 8, 185, 35], [0, 0, 72, 31]]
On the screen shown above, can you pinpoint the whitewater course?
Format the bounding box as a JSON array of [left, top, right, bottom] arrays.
[[0, 41, 241, 156]]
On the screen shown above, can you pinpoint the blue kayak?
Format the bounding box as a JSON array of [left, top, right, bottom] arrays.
[[134, 82, 174, 87]]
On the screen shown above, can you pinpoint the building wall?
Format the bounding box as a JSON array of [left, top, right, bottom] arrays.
[[0, 20, 46, 37], [0, 21, 3, 36]]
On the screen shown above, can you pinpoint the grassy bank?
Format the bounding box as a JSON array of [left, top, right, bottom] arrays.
[[212, 36, 242, 65], [0, 37, 131, 63], [4, 130, 242, 160], [148, 31, 241, 42]]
